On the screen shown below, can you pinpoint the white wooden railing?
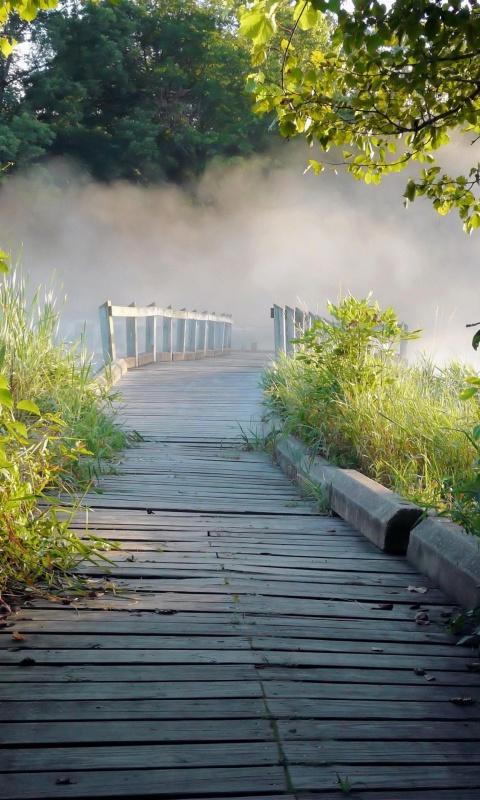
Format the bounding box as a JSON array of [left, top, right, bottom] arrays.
[[271, 304, 321, 358], [99, 301, 232, 368]]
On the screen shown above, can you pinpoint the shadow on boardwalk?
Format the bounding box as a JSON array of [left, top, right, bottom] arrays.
[[1, 353, 479, 799]]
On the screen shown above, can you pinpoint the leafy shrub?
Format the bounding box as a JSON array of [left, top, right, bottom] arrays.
[[262, 295, 480, 530], [0, 265, 127, 601]]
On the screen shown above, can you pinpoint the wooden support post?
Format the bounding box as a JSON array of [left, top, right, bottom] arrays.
[[285, 306, 295, 356], [126, 302, 138, 367], [145, 303, 157, 361], [225, 319, 232, 351], [176, 317, 186, 358], [99, 301, 116, 364], [163, 314, 173, 361], [273, 304, 286, 357], [186, 318, 196, 355], [207, 319, 215, 353], [197, 319, 207, 357]]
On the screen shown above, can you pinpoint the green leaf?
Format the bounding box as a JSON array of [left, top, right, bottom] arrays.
[[0, 37, 16, 58], [0, 388, 13, 408], [239, 10, 275, 45], [17, 399, 41, 415], [294, 1, 320, 31], [403, 180, 416, 202], [472, 331, 480, 351], [459, 387, 478, 401]]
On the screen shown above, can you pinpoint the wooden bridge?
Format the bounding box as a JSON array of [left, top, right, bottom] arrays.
[[1, 303, 480, 799]]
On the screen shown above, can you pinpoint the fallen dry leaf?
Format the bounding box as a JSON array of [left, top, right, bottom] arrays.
[[414, 668, 426, 676], [12, 632, 26, 641], [466, 663, 480, 673], [449, 697, 475, 706], [415, 611, 429, 625], [425, 674, 436, 682], [407, 586, 428, 594], [371, 647, 384, 653]]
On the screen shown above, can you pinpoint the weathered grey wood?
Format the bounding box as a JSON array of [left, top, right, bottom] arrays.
[[3, 353, 477, 800], [288, 764, 480, 792], [0, 742, 279, 772], [98, 300, 116, 362], [145, 302, 156, 360], [6, 767, 287, 799], [285, 305, 295, 355], [273, 304, 285, 356], [125, 302, 138, 366], [99, 301, 232, 368]]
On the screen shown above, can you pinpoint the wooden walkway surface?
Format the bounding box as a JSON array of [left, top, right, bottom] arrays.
[[1, 353, 479, 799]]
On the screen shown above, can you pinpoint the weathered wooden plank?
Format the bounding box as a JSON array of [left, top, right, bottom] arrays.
[[3, 664, 477, 687], [0, 680, 263, 700], [5, 616, 455, 642], [4, 766, 287, 799], [0, 718, 275, 746], [276, 718, 480, 741], [3, 696, 476, 722], [284, 739, 480, 763], [2, 678, 476, 702], [3, 647, 471, 670], [0, 697, 267, 721], [288, 764, 480, 792], [266, 696, 479, 720], [0, 742, 280, 772], [0, 633, 463, 657]]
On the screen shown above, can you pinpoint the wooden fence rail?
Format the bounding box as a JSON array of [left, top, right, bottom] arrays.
[[99, 301, 232, 368], [271, 304, 320, 358]]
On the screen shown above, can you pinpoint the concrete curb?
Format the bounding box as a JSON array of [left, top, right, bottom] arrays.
[[264, 416, 480, 607], [264, 417, 422, 554], [408, 517, 480, 609]]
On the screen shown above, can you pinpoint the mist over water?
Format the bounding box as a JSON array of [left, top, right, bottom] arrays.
[[0, 140, 479, 364]]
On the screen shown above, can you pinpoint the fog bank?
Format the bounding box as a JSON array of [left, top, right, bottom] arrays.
[[0, 142, 478, 363]]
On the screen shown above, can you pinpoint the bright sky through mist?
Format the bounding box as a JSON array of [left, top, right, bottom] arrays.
[[0, 140, 479, 365]]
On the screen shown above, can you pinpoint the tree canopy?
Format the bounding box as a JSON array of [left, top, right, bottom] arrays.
[[0, 0, 272, 182], [239, 0, 480, 232]]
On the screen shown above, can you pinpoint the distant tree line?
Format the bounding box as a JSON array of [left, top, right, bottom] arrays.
[[0, 0, 274, 183]]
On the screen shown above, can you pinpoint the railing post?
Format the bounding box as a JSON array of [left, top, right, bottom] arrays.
[[197, 318, 207, 358], [163, 313, 173, 361], [273, 304, 286, 357], [225, 318, 232, 352], [146, 302, 157, 362], [176, 316, 186, 359], [186, 317, 196, 355], [126, 302, 138, 367], [99, 300, 116, 363], [285, 306, 295, 356]]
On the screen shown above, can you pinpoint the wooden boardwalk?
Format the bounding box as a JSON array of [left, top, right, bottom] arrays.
[[1, 353, 479, 799]]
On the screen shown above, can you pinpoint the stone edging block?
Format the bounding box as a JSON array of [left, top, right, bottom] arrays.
[[266, 420, 422, 554], [408, 517, 480, 608], [264, 415, 480, 606]]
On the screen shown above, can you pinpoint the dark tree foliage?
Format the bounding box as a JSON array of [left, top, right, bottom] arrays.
[[0, 0, 272, 182]]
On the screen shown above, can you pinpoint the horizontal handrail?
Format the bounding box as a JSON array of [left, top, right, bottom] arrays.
[[99, 301, 232, 367], [271, 304, 320, 358]]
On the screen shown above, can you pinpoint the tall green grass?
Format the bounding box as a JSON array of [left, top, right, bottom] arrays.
[[0, 266, 129, 601], [262, 296, 480, 532]]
